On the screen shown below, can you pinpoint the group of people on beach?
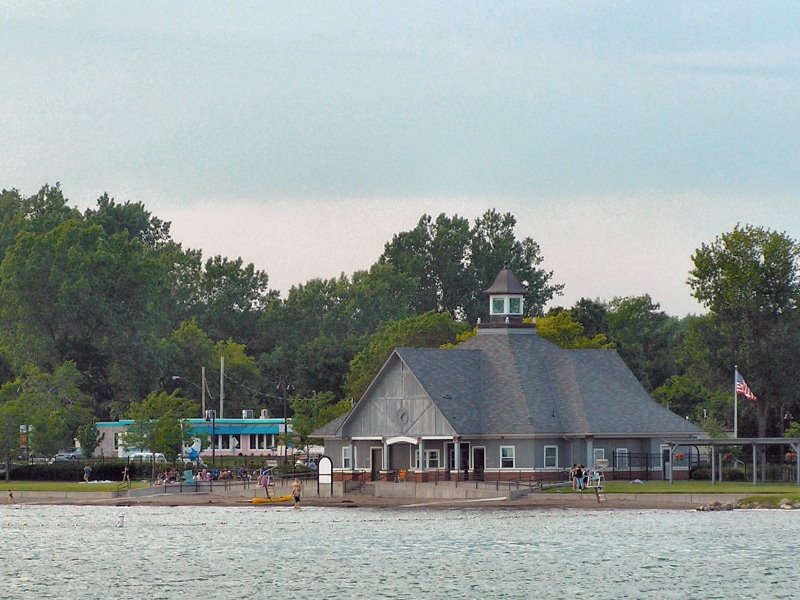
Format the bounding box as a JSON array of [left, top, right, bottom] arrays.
[[571, 464, 589, 491]]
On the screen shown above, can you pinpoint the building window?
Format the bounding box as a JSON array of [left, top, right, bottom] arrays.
[[544, 445, 558, 468], [492, 297, 505, 314], [500, 446, 515, 468], [614, 448, 629, 469], [220, 435, 231, 450], [342, 446, 352, 469], [113, 432, 124, 451], [251, 434, 271, 450], [413, 449, 440, 469], [508, 297, 522, 314], [593, 448, 605, 466]]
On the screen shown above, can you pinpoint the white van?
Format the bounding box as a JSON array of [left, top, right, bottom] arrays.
[[128, 452, 167, 463]]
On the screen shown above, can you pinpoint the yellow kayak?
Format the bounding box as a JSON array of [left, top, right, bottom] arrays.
[[251, 495, 293, 505]]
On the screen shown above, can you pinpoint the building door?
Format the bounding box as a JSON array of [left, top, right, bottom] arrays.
[[661, 446, 671, 480], [371, 448, 382, 481], [473, 447, 485, 481]]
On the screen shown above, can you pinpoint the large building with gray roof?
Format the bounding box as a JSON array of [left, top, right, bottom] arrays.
[[316, 268, 703, 482]]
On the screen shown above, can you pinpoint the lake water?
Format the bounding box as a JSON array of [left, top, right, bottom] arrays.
[[1, 504, 797, 599]]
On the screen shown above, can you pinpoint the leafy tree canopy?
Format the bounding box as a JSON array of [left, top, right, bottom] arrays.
[[536, 311, 614, 349], [345, 312, 469, 402]]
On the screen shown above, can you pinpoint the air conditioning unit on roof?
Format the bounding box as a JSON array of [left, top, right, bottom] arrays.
[[260, 409, 270, 419], [242, 409, 254, 419]]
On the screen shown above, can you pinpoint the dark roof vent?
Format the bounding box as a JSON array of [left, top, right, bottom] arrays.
[[484, 267, 527, 295]]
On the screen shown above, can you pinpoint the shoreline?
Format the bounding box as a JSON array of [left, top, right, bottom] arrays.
[[7, 491, 744, 511]]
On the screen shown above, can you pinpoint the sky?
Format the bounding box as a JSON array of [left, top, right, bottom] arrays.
[[2, 2, 799, 316]]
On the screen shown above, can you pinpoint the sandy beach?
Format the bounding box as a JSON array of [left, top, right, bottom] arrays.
[[10, 489, 740, 511]]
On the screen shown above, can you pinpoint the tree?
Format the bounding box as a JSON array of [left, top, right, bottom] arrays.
[[125, 391, 197, 461], [606, 295, 683, 392], [0, 398, 25, 479], [465, 209, 564, 324], [688, 225, 800, 437], [344, 312, 469, 401], [0, 362, 93, 460], [0, 219, 174, 415], [381, 210, 563, 325], [160, 320, 216, 409], [75, 421, 105, 459], [568, 298, 610, 339], [191, 255, 276, 347], [290, 391, 350, 455], [535, 311, 613, 349]]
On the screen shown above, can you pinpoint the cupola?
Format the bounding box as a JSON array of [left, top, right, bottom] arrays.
[[480, 266, 531, 328]]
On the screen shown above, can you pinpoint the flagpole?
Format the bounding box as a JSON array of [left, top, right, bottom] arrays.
[[734, 365, 738, 439]]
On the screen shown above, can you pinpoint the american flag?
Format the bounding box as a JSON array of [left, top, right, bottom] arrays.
[[735, 372, 757, 401]]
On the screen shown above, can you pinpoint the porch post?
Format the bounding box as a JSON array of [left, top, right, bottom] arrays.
[[793, 442, 800, 486], [453, 437, 461, 472], [382, 439, 389, 472], [586, 438, 594, 469], [752, 444, 757, 485], [418, 438, 425, 472], [711, 446, 716, 486]]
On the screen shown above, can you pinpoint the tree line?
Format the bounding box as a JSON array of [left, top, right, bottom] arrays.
[[1, 184, 799, 467]]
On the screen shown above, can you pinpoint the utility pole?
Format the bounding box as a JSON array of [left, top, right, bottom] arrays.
[[220, 355, 224, 419]]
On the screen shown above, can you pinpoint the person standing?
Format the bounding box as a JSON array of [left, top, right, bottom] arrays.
[[121, 465, 130, 484], [258, 465, 272, 498], [83, 464, 92, 483], [292, 478, 302, 509], [7, 490, 13, 504]]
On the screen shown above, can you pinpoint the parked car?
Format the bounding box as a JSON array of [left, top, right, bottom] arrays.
[[127, 452, 167, 463], [50, 450, 82, 463]]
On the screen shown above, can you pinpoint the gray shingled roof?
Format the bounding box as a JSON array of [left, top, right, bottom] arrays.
[[394, 348, 484, 433], [315, 327, 700, 439], [419, 330, 700, 436]]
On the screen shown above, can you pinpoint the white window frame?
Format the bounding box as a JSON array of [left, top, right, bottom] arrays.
[[426, 449, 440, 469], [500, 446, 515, 468], [492, 297, 506, 315], [614, 448, 629, 469], [490, 295, 524, 315], [113, 432, 125, 451], [593, 448, 605, 466], [544, 445, 558, 468], [342, 446, 352, 469]]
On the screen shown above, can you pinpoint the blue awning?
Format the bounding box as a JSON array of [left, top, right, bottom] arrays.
[[188, 424, 284, 435]]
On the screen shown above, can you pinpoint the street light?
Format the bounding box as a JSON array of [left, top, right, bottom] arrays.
[[276, 379, 294, 464], [205, 409, 216, 467]]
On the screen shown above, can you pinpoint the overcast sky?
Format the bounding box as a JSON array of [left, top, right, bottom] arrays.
[[3, 2, 799, 316]]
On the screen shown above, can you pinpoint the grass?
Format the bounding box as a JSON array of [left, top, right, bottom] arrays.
[[2, 480, 150, 492]]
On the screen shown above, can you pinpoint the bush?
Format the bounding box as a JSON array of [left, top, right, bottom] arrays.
[[9, 460, 162, 481], [689, 466, 746, 481]]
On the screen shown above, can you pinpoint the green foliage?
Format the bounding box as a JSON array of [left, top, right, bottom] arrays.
[[784, 422, 800, 438], [652, 374, 729, 424], [75, 422, 105, 459], [381, 210, 563, 325], [345, 312, 469, 401], [0, 213, 173, 414], [0, 363, 93, 461], [125, 390, 197, 461], [290, 391, 350, 447], [688, 224, 800, 437], [606, 295, 683, 392], [535, 311, 614, 349]]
